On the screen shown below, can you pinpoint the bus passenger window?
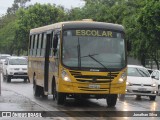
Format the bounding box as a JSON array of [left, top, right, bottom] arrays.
[[37, 34, 42, 57], [33, 35, 38, 56], [29, 35, 33, 56], [41, 34, 46, 57], [31, 35, 35, 56], [40, 34, 44, 56], [50, 32, 54, 57]]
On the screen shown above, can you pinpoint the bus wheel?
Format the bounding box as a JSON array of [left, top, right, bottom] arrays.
[[106, 94, 117, 107], [52, 82, 57, 101], [41, 88, 48, 99], [57, 92, 66, 105], [33, 80, 41, 97]]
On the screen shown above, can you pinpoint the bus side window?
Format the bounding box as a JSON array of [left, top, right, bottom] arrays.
[[41, 33, 46, 57], [37, 34, 42, 57], [29, 35, 33, 56], [33, 35, 38, 56], [36, 34, 39, 57], [50, 31, 54, 57], [31, 35, 35, 56], [40, 33, 44, 57]]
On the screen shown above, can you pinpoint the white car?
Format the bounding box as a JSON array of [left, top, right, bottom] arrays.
[[3, 56, 28, 83], [151, 70, 160, 95], [126, 65, 156, 100], [0, 54, 11, 71]]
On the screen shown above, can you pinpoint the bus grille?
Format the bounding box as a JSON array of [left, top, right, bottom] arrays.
[[69, 71, 119, 83]]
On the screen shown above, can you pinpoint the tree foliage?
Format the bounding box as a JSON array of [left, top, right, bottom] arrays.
[[0, 0, 159, 69], [7, 0, 31, 14], [136, 0, 160, 69], [15, 3, 66, 55]]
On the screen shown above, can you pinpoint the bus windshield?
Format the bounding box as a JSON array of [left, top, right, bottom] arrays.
[[62, 29, 126, 70]]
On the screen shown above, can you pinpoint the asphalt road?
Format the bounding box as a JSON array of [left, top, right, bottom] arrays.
[[0, 73, 160, 120]]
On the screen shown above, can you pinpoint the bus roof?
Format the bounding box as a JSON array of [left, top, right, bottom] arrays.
[[30, 20, 124, 34]]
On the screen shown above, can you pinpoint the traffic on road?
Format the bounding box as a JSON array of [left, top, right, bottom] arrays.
[[0, 57, 160, 119]]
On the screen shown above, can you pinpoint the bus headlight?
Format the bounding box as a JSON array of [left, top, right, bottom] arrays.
[[118, 71, 127, 83], [61, 70, 71, 82]]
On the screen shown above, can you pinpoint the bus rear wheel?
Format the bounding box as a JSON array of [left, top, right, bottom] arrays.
[[33, 78, 41, 97], [33, 84, 41, 97], [52, 83, 57, 101], [106, 94, 117, 107], [57, 92, 66, 105]]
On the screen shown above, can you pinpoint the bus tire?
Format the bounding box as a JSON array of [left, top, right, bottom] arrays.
[[57, 92, 66, 105], [41, 87, 48, 99], [33, 84, 41, 97], [33, 77, 41, 97], [52, 80, 57, 101], [106, 94, 117, 107]]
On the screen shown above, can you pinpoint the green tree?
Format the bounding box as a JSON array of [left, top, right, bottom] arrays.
[[0, 14, 17, 54], [0, 20, 17, 54], [7, 0, 31, 14], [15, 3, 66, 55], [137, 0, 160, 69]]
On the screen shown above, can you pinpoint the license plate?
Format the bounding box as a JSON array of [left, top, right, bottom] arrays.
[[89, 84, 100, 89], [138, 88, 146, 91]]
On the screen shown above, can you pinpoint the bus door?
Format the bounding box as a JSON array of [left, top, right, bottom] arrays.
[[44, 31, 52, 94]]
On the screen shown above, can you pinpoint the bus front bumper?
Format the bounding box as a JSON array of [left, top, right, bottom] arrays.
[[58, 82, 126, 95]]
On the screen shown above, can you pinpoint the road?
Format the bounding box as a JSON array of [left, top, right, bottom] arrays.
[[0, 73, 160, 120]]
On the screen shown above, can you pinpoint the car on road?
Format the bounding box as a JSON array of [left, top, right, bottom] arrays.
[[150, 70, 160, 95], [0, 54, 11, 71], [3, 56, 29, 83], [0, 54, 11, 61], [126, 65, 157, 101]]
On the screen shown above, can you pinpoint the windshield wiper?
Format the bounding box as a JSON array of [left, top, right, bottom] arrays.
[[77, 37, 81, 67], [81, 53, 99, 58], [87, 54, 109, 71]]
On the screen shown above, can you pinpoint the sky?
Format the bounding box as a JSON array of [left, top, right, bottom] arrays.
[[0, 0, 85, 15]]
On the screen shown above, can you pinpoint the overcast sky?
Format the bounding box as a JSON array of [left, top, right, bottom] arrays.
[[0, 0, 85, 15]]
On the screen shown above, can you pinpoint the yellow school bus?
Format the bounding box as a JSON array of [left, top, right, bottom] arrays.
[[28, 19, 127, 107]]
